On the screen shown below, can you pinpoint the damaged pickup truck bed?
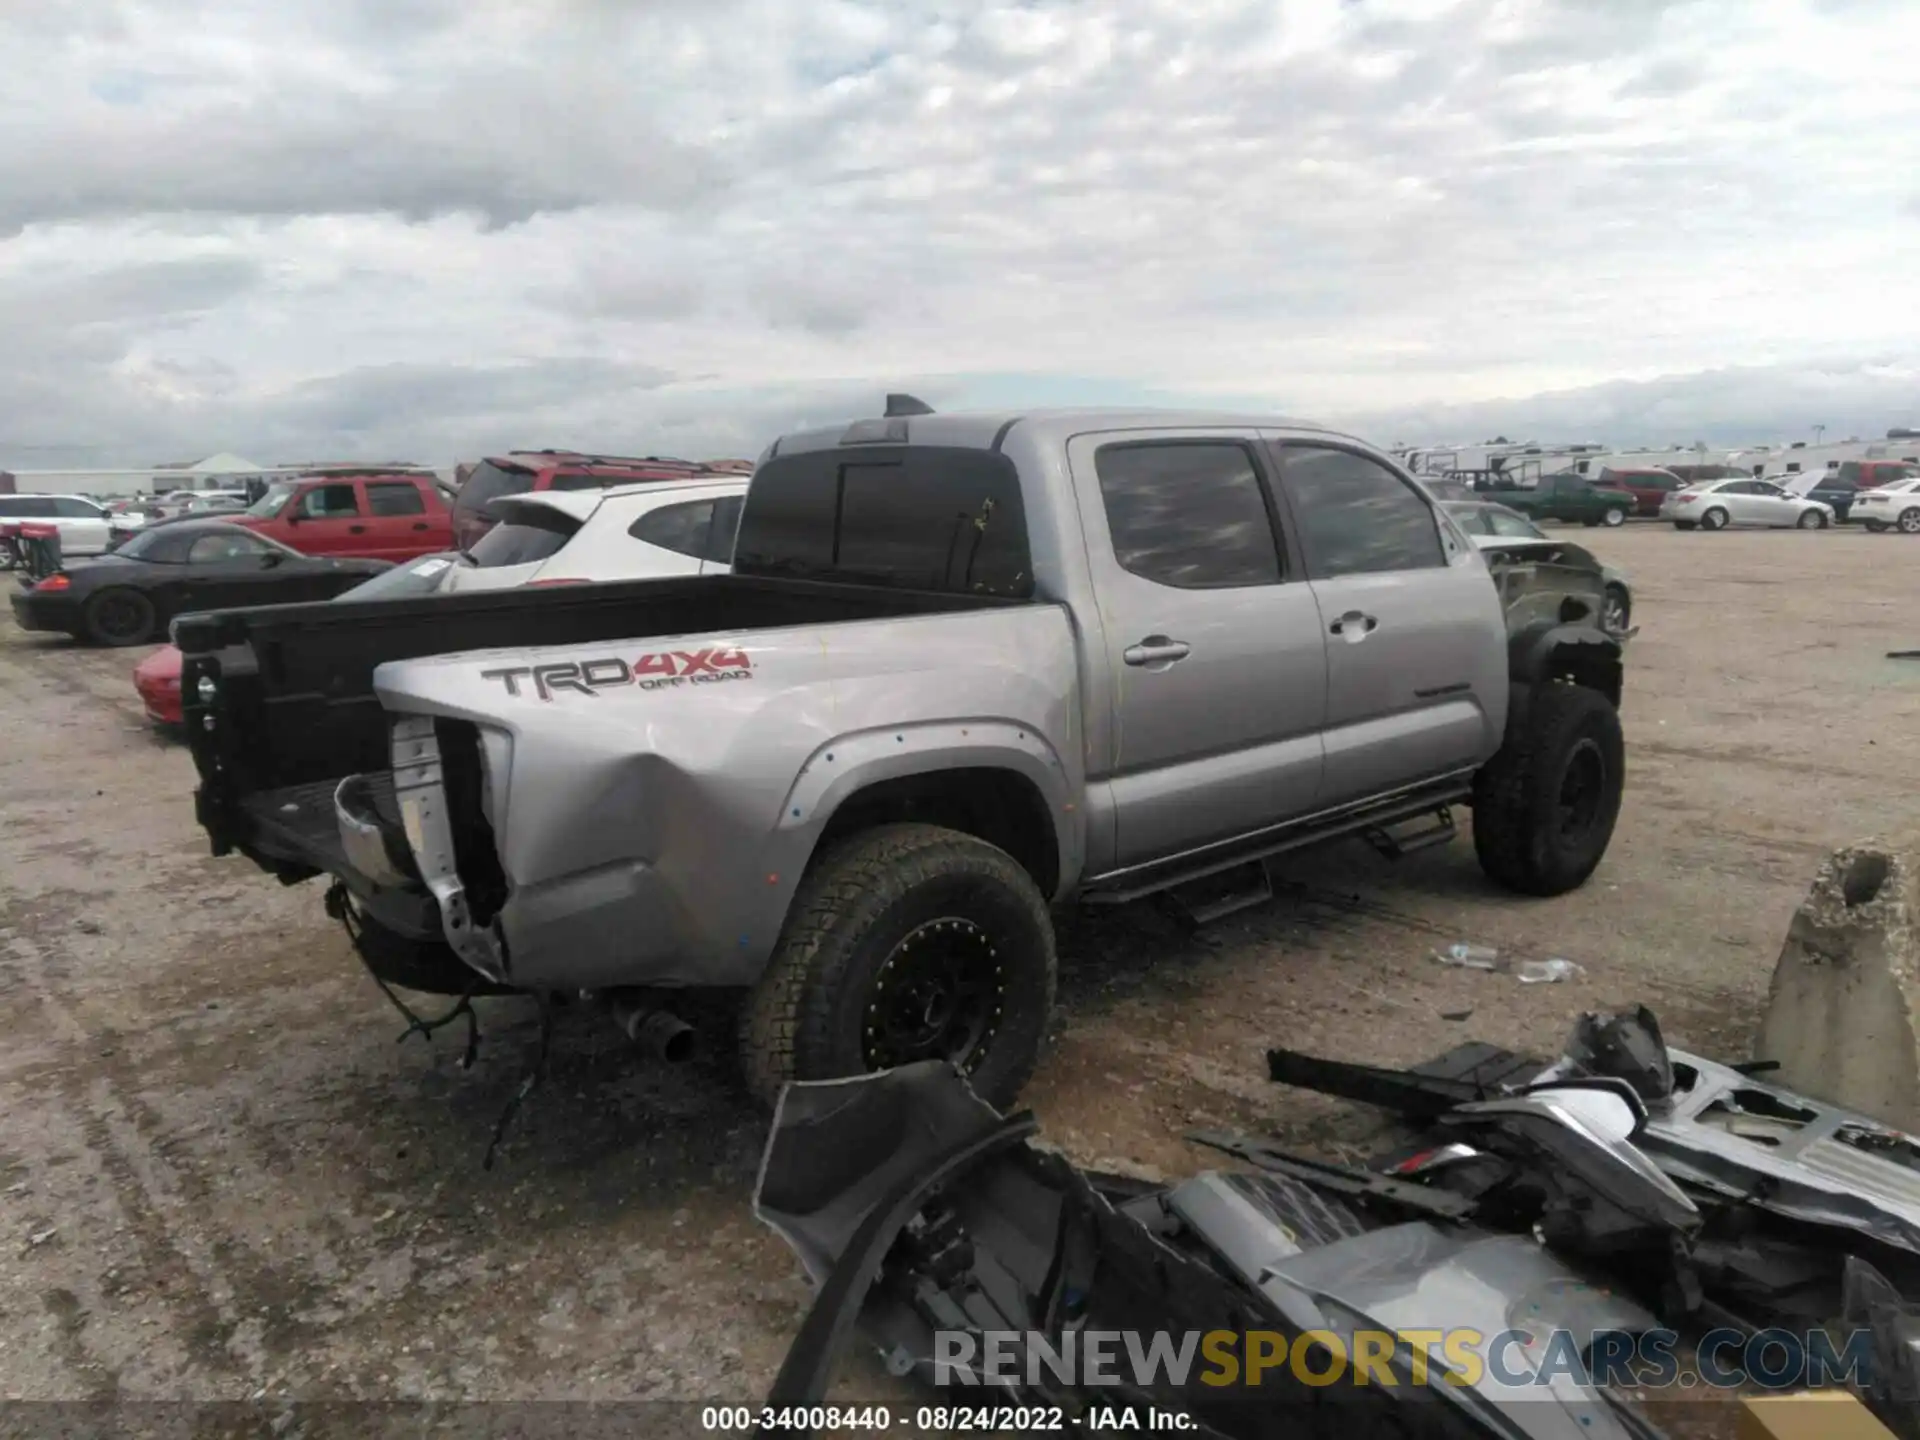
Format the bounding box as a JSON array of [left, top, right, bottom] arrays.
[[180, 400, 1626, 1110]]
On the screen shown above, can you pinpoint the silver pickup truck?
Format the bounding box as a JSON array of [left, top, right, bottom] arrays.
[[180, 401, 1624, 1109]]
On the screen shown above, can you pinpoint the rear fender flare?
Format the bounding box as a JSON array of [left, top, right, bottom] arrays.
[[773, 721, 1082, 892], [1507, 622, 1623, 722]]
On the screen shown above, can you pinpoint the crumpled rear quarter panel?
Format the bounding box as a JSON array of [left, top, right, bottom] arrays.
[[368, 605, 1082, 989]]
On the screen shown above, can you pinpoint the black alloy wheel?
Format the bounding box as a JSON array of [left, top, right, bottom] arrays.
[[862, 917, 1004, 1073], [83, 588, 157, 646]]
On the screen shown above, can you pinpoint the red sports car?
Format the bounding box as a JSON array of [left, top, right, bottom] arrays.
[[134, 645, 183, 727]]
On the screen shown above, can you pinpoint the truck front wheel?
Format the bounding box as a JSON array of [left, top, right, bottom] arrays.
[[1471, 683, 1624, 897], [741, 822, 1057, 1111]]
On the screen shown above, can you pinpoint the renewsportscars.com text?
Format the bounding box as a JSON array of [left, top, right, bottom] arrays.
[[933, 1326, 1874, 1392]]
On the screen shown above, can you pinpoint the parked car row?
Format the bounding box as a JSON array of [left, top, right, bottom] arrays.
[[124, 476, 753, 723], [1433, 454, 1920, 532]]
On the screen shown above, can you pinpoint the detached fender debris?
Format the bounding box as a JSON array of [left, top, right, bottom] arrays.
[[1267, 1007, 1920, 1330], [755, 1013, 1920, 1439], [754, 1061, 1674, 1440]]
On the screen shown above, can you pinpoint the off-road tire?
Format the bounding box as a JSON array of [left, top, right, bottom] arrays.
[[1601, 506, 1627, 527], [83, 588, 156, 646], [1472, 682, 1625, 897], [1699, 506, 1730, 531], [741, 823, 1056, 1111], [1796, 508, 1826, 530]]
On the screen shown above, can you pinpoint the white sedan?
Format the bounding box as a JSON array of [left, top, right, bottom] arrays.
[[1661, 478, 1834, 531], [440, 476, 747, 592], [1852, 477, 1920, 534]]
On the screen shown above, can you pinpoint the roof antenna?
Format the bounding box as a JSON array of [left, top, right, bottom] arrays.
[[884, 393, 935, 418]]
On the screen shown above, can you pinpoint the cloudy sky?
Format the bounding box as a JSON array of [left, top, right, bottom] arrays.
[[2, 0, 1916, 467]]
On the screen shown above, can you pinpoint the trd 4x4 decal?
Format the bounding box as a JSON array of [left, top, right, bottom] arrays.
[[482, 648, 752, 701]]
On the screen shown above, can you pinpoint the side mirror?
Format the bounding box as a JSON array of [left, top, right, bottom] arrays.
[[259, 551, 284, 568], [283, 510, 302, 524]]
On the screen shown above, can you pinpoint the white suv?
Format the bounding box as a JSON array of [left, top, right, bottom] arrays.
[[441, 477, 747, 593], [0, 494, 117, 567]]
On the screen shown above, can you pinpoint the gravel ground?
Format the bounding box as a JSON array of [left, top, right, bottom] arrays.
[[1, 523, 1916, 1437]]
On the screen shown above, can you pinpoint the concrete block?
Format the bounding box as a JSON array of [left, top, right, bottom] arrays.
[[1738, 1390, 1897, 1440], [1755, 842, 1920, 1130]]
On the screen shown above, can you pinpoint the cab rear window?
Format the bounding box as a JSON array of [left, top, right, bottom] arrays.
[[732, 446, 1031, 597]]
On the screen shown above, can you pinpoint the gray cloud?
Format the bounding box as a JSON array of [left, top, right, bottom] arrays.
[[1339, 358, 1920, 448], [1, 0, 1916, 469]]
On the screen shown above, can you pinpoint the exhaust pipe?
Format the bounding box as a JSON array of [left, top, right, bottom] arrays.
[[607, 991, 696, 1064]]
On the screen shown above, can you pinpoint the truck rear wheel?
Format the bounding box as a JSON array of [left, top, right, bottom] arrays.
[[741, 823, 1056, 1111], [1471, 682, 1624, 897]]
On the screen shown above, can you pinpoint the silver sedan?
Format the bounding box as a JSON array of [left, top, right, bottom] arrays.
[[1661, 478, 1834, 531]]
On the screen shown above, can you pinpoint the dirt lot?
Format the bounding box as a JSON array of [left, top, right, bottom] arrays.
[[1, 523, 1916, 1435]]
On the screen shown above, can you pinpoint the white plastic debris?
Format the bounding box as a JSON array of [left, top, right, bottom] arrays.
[[1517, 958, 1582, 984], [1432, 942, 1501, 971]]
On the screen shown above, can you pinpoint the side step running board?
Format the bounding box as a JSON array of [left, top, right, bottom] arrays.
[[1362, 806, 1457, 860], [1162, 860, 1273, 928], [1081, 774, 1475, 907]]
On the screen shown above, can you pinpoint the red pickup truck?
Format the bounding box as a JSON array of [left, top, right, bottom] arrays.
[[230, 470, 453, 562]]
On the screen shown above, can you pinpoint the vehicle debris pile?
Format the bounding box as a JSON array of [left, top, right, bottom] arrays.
[[753, 1005, 1920, 1439]]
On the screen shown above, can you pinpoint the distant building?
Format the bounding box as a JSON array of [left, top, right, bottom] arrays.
[[148, 453, 272, 493]]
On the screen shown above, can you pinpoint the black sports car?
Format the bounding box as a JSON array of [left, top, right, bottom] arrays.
[[9, 519, 392, 646]]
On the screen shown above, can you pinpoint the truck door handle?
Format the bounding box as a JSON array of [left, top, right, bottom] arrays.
[[1329, 611, 1378, 640], [412, 522, 429, 531], [1123, 636, 1191, 666], [348, 524, 366, 534]]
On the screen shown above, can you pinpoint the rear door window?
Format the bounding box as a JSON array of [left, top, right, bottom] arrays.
[[365, 482, 426, 516], [1094, 442, 1283, 589], [1275, 445, 1445, 579], [299, 484, 360, 518], [50, 497, 102, 518], [732, 447, 1031, 596], [629, 499, 717, 557], [630, 496, 743, 562]]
